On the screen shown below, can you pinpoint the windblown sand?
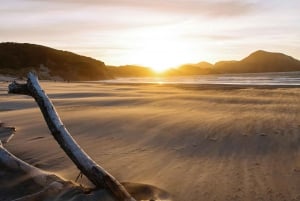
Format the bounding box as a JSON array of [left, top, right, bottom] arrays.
[[1, 80, 300, 201]]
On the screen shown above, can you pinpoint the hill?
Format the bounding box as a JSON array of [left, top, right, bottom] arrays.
[[1, 43, 300, 79], [108, 65, 156, 77], [0, 42, 112, 81], [106, 50, 300, 77], [163, 62, 213, 76], [214, 50, 300, 73]]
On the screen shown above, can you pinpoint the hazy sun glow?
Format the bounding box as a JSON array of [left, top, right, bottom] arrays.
[[117, 27, 204, 72], [1, 0, 300, 71]]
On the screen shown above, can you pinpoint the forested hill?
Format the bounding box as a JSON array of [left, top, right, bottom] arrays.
[[0, 42, 112, 81]]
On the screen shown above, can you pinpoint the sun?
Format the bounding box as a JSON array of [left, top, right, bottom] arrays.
[[127, 27, 198, 73], [135, 42, 188, 73]]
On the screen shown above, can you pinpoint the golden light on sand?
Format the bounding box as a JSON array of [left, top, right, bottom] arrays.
[[2, 78, 300, 200]]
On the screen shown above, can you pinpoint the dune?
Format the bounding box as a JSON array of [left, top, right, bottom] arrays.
[[1, 79, 300, 201]]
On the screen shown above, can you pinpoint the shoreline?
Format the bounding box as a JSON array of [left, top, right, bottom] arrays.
[[1, 79, 300, 200], [98, 82, 300, 90]]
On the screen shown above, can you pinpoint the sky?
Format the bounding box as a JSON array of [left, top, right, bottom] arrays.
[[1, 0, 300, 72]]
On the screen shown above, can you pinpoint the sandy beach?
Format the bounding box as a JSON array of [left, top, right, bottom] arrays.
[[1, 80, 300, 201]]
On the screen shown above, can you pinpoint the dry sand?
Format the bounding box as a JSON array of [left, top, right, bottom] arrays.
[[1, 80, 300, 201]]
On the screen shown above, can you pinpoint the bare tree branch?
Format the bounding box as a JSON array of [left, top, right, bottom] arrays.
[[8, 73, 135, 201]]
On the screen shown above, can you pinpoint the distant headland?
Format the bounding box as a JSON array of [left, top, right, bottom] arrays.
[[1, 42, 300, 80]]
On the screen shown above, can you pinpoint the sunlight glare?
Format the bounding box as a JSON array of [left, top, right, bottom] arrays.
[[128, 27, 199, 72]]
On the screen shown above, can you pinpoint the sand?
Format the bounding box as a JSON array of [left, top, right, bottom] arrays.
[[1, 80, 300, 201]]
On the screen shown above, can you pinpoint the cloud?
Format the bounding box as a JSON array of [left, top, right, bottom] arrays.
[[183, 33, 239, 41], [2, 0, 299, 64], [0, 0, 259, 43], [25, 0, 257, 17]]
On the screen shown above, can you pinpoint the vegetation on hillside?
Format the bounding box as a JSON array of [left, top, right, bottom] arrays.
[[1, 42, 300, 79], [0, 42, 112, 81]]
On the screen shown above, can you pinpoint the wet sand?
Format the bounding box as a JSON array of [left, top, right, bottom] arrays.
[[1, 80, 300, 201]]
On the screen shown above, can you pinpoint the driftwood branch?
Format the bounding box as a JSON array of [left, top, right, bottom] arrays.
[[8, 73, 135, 201], [0, 140, 44, 179], [0, 141, 70, 201]]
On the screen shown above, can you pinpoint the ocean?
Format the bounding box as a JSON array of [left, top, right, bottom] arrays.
[[101, 71, 300, 86]]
